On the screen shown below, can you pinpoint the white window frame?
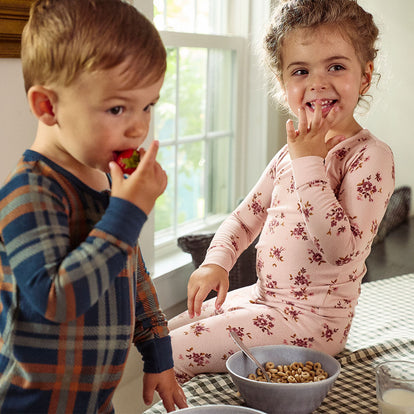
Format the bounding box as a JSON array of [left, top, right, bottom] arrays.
[[134, 0, 280, 312], [154, 31, 245, 253]]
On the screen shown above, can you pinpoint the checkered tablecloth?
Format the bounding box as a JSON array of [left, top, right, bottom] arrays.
[[144, 274, 414, 414]]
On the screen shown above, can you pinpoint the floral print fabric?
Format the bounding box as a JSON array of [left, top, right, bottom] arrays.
[[169, 130, 394, 383]]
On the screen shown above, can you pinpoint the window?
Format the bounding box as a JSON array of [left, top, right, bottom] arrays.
[[153, 0, 228, 35], [135, 1, 276, 293], [152, 0, 246, 255]]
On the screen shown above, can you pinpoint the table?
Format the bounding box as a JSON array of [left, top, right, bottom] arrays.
[[144, 274, 414, 413]]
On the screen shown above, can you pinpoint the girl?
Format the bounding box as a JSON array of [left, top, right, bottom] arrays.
[[169, 0, 395, 384]]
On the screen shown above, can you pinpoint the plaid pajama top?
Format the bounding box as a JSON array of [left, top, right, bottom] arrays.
[[0, 150, 172, 413]]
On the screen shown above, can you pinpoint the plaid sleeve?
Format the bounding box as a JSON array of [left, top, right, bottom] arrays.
[[0, 170, 145, 322], [133, 247, 173, 373]]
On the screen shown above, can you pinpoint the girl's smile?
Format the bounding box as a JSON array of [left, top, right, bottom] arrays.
[[280, 24, 373, 138], [306, 99, 338, 117]]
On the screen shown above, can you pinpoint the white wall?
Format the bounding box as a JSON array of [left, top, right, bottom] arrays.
[[0, 59, 37, 180], [357, 0, 414, 199]]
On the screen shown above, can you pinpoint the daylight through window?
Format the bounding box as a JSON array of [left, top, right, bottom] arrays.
[[153, 0, 241, 249]]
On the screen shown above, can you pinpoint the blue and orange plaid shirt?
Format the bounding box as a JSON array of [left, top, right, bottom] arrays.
[[0, 150, 173, 413]]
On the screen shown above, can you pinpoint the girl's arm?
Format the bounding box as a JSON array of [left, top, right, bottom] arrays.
[[201, 149, 283, 271], [186, 154, 278, 316], [292, 137, 395, 264]]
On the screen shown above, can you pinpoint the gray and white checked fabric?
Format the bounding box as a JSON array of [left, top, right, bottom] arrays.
[[144, 274, 414, 413]]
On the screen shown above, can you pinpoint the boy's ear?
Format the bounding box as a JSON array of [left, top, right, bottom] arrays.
[[360, 61, 374, 95], [27, 86, 57, 126]]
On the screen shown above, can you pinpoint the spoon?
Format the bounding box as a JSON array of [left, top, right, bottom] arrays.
[[229, 330, 272, 382]]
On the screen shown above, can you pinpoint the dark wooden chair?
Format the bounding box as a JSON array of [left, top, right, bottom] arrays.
[[177, 233, 258, 299]]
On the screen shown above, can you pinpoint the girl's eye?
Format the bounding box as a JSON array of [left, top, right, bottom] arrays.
[[292, 69, 308, 76], [108, 106, 124, 115], [329, 64, 345, 72]]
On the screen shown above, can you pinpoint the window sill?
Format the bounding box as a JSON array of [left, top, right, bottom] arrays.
[[154, 247, 193, 278], [152, 248, 195, 312], [151, 215, 226, 312]]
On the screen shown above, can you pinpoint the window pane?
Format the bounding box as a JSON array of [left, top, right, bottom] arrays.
[[208, 49, 234, 132], [178, 48, 207, 138], [177, 141, 204, 224], [208, 136, 232, 214], [194, 0, 227, 34], [155, 145, 176, 233], [153, 0, 227, 34], [154, 0, 194, 32], [155, 48, 176, 143]]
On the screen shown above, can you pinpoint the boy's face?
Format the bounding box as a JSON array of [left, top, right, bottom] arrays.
[[48, 63, 164, 174]]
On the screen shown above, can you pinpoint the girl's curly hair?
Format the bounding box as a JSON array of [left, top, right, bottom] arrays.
[[263, 0, 379, 108]]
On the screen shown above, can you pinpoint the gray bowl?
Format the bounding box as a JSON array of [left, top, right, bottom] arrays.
[[177, 406, 266, 413], [226, 345, 341, 414]]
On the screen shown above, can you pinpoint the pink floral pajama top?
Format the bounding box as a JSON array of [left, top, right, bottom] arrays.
[[169, 130, 395, 383]]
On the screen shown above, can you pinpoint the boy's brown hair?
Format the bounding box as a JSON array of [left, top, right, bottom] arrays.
[[21, 0, 166, 93]]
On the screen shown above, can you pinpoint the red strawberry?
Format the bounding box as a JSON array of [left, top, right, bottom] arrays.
[[115, 149, 141, 175]]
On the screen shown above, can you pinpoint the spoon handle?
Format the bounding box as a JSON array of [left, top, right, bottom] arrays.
[[229, 330, 271, 382]]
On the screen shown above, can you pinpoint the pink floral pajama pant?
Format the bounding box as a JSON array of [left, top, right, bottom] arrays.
[[169, 285, 350, 384]]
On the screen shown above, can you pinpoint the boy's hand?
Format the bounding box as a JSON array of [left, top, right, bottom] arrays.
[[143, 368, 187, 412], [287, 103, 345, 160], [187, 264, 229, 318], [109, 140, 167, 215]]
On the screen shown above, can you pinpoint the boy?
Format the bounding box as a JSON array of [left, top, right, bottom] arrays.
[[0, 0, 186, 412]]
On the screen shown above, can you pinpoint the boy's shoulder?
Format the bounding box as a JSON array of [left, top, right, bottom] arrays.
[[0, 150, 77, 213], [2, 150, 55, 190], [0, 150, 110, 213], [1, 150, 94, 196]]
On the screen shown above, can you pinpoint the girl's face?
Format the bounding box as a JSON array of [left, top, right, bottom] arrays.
[[45, 62, 164, 176], [280, 25, 373, 138]]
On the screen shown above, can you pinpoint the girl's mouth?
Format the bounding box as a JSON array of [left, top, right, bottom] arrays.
[[306, 99, 337, 115]]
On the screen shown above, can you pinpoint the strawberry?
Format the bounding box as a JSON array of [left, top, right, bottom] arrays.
[[115, 149, 141, 175]]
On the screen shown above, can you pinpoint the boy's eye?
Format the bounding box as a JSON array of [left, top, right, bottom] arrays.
[[144, 103, 155, 113], [108, 106, 124, 115]]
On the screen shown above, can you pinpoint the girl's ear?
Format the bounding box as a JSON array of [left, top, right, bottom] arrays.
[[27, 86, 58, 126], [360, 61, 374, 95]]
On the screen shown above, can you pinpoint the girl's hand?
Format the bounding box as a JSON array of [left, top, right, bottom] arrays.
[[110, 140, 167, 215], [187, 264, 229, 318], [287, 103, 345, 159]]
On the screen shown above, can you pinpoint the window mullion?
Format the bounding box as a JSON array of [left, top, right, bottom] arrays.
[[173, 47, 180, 239], [193, 0, 198, 33], [204, 48, 211, 221], [163, 0, 167, 28]]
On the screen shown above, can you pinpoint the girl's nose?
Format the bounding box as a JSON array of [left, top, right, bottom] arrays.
[[309, 73, 327, 91]]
